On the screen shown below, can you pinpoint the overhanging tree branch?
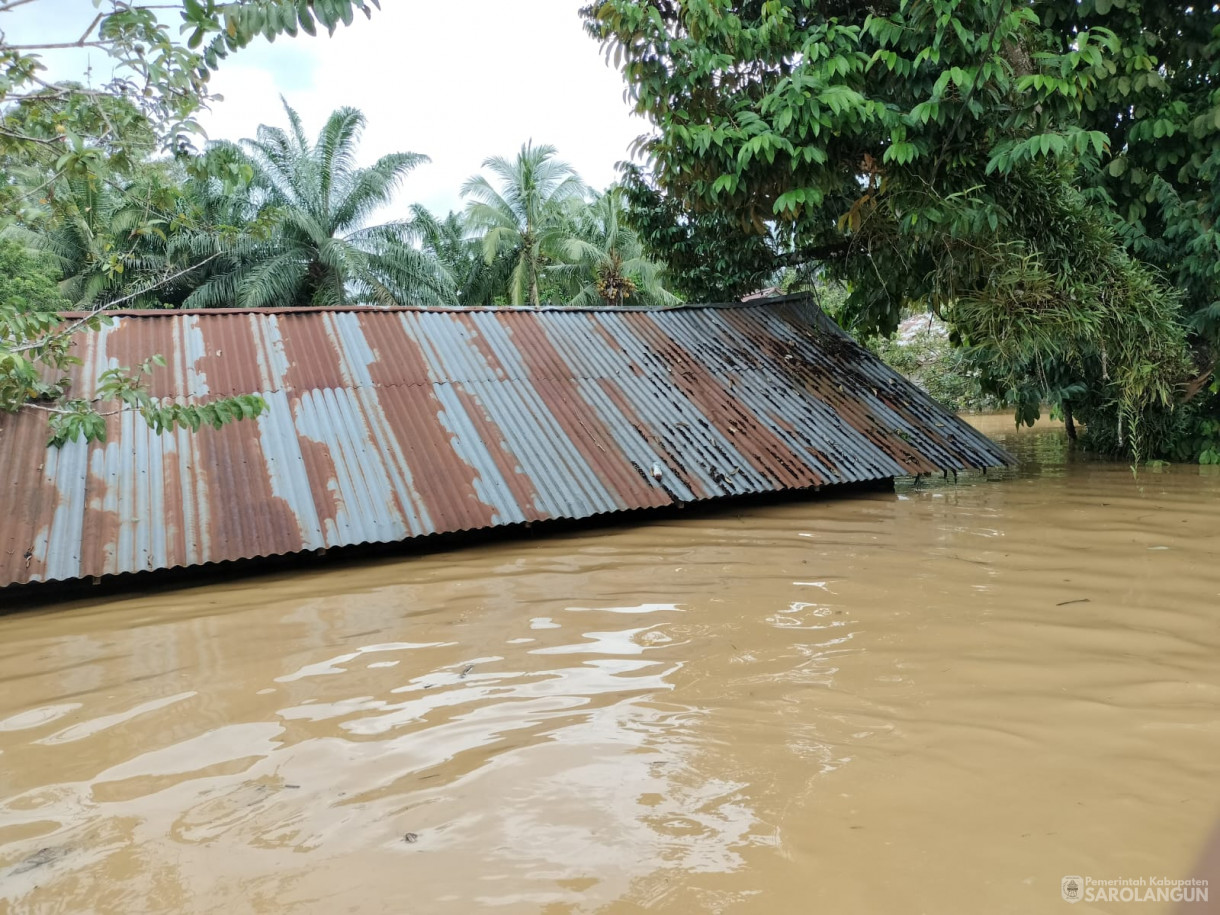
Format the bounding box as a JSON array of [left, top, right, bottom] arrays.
[[11, 252, 221, 355]]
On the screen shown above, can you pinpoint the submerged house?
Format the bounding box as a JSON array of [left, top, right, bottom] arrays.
[[0, 295, 1011, 589]]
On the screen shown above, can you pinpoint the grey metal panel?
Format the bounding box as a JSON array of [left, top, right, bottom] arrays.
[[430, 381, 527, 528], [0, 297, 1013, 588], [258, 389, 326, 551]]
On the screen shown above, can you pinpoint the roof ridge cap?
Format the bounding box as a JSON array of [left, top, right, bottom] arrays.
[[57, 294, 814, 320]]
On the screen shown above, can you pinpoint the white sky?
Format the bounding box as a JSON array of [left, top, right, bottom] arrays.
[[8, 1, 651, 218]]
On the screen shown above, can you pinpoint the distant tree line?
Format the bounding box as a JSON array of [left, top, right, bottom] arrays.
[[6, 0, 1220, 463], [1, 99, 679, 313], [0, 0, 679, 443]]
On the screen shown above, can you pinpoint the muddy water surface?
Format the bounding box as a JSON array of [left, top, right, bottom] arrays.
[[1, 418, 1219, 914]]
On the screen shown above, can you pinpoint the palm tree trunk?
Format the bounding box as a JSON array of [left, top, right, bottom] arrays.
[[1063, 400, 1077, 442]]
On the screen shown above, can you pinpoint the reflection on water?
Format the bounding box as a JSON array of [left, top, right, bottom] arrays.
[[1, 416, 1219, 913]]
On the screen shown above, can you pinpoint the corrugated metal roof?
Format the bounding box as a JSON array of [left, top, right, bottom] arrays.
[[0, 296, 1012, 587]]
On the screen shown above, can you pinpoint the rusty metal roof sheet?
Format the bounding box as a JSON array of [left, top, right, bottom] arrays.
[[0, 296, 1012, 587]]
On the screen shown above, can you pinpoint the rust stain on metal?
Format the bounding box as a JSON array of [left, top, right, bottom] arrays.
[[0, 296, 1013, 588], [280, 315, 348, 394], [640, 322, 817, 489], [293, 416, 347, 543], [455, 312, 512, 381], [386, 385, 496, 533], [365, 314, 433, 388], [451, 385, 546, 523], [508, 318, 661, 508], [199, 417, 303, 563], [196, 314, 267, 397]]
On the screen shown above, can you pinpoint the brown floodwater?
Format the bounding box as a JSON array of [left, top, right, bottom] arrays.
[[1, 416, 1218, 914]]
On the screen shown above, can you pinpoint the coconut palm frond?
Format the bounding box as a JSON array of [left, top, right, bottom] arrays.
[[182, 266, 244, 309], [461, 142, 590, 306], [281, 96, 312, 155], [360, 240, 455, 307], [410, 206, 515, 306], [315, 106, 366, 208], [237, 251, 308, 309], [177, 103, 450, 309], [330, 151, 428, 232], [546, 187, 679, 308]]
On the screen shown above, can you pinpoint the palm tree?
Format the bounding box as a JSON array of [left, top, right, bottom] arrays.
[[551, 188, 679, 308], [34, 172, 128, 306], [461, 142, 586, 306], [186, 101, 453, 309], [410, 205, 512, 307], [165, 144, 293, 309], [33, 166, 185, 309]]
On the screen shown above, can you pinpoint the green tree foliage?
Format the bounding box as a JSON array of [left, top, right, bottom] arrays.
[[1044, 1, 1220, 344], [0, 235, 66, 314], [462, 142, 587, 306], [0, 91, 160, 228], [26, 163, 176, 307], [1, 0, 377, 444], [551, 187, 678, 307], [0, 0, 380, 170], [411, 205, 513, 307], [186, 101, 452, 308], [0, 233, 264, 445], [868, 319, 1000, 414], [618, 164, 777, 303], [583, 0, 1211, 459]]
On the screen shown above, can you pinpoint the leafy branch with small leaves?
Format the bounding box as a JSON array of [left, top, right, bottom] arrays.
[[583, 0, 1216, 461], [0, 239, 265, 445], [1, 0, 378, 447]]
